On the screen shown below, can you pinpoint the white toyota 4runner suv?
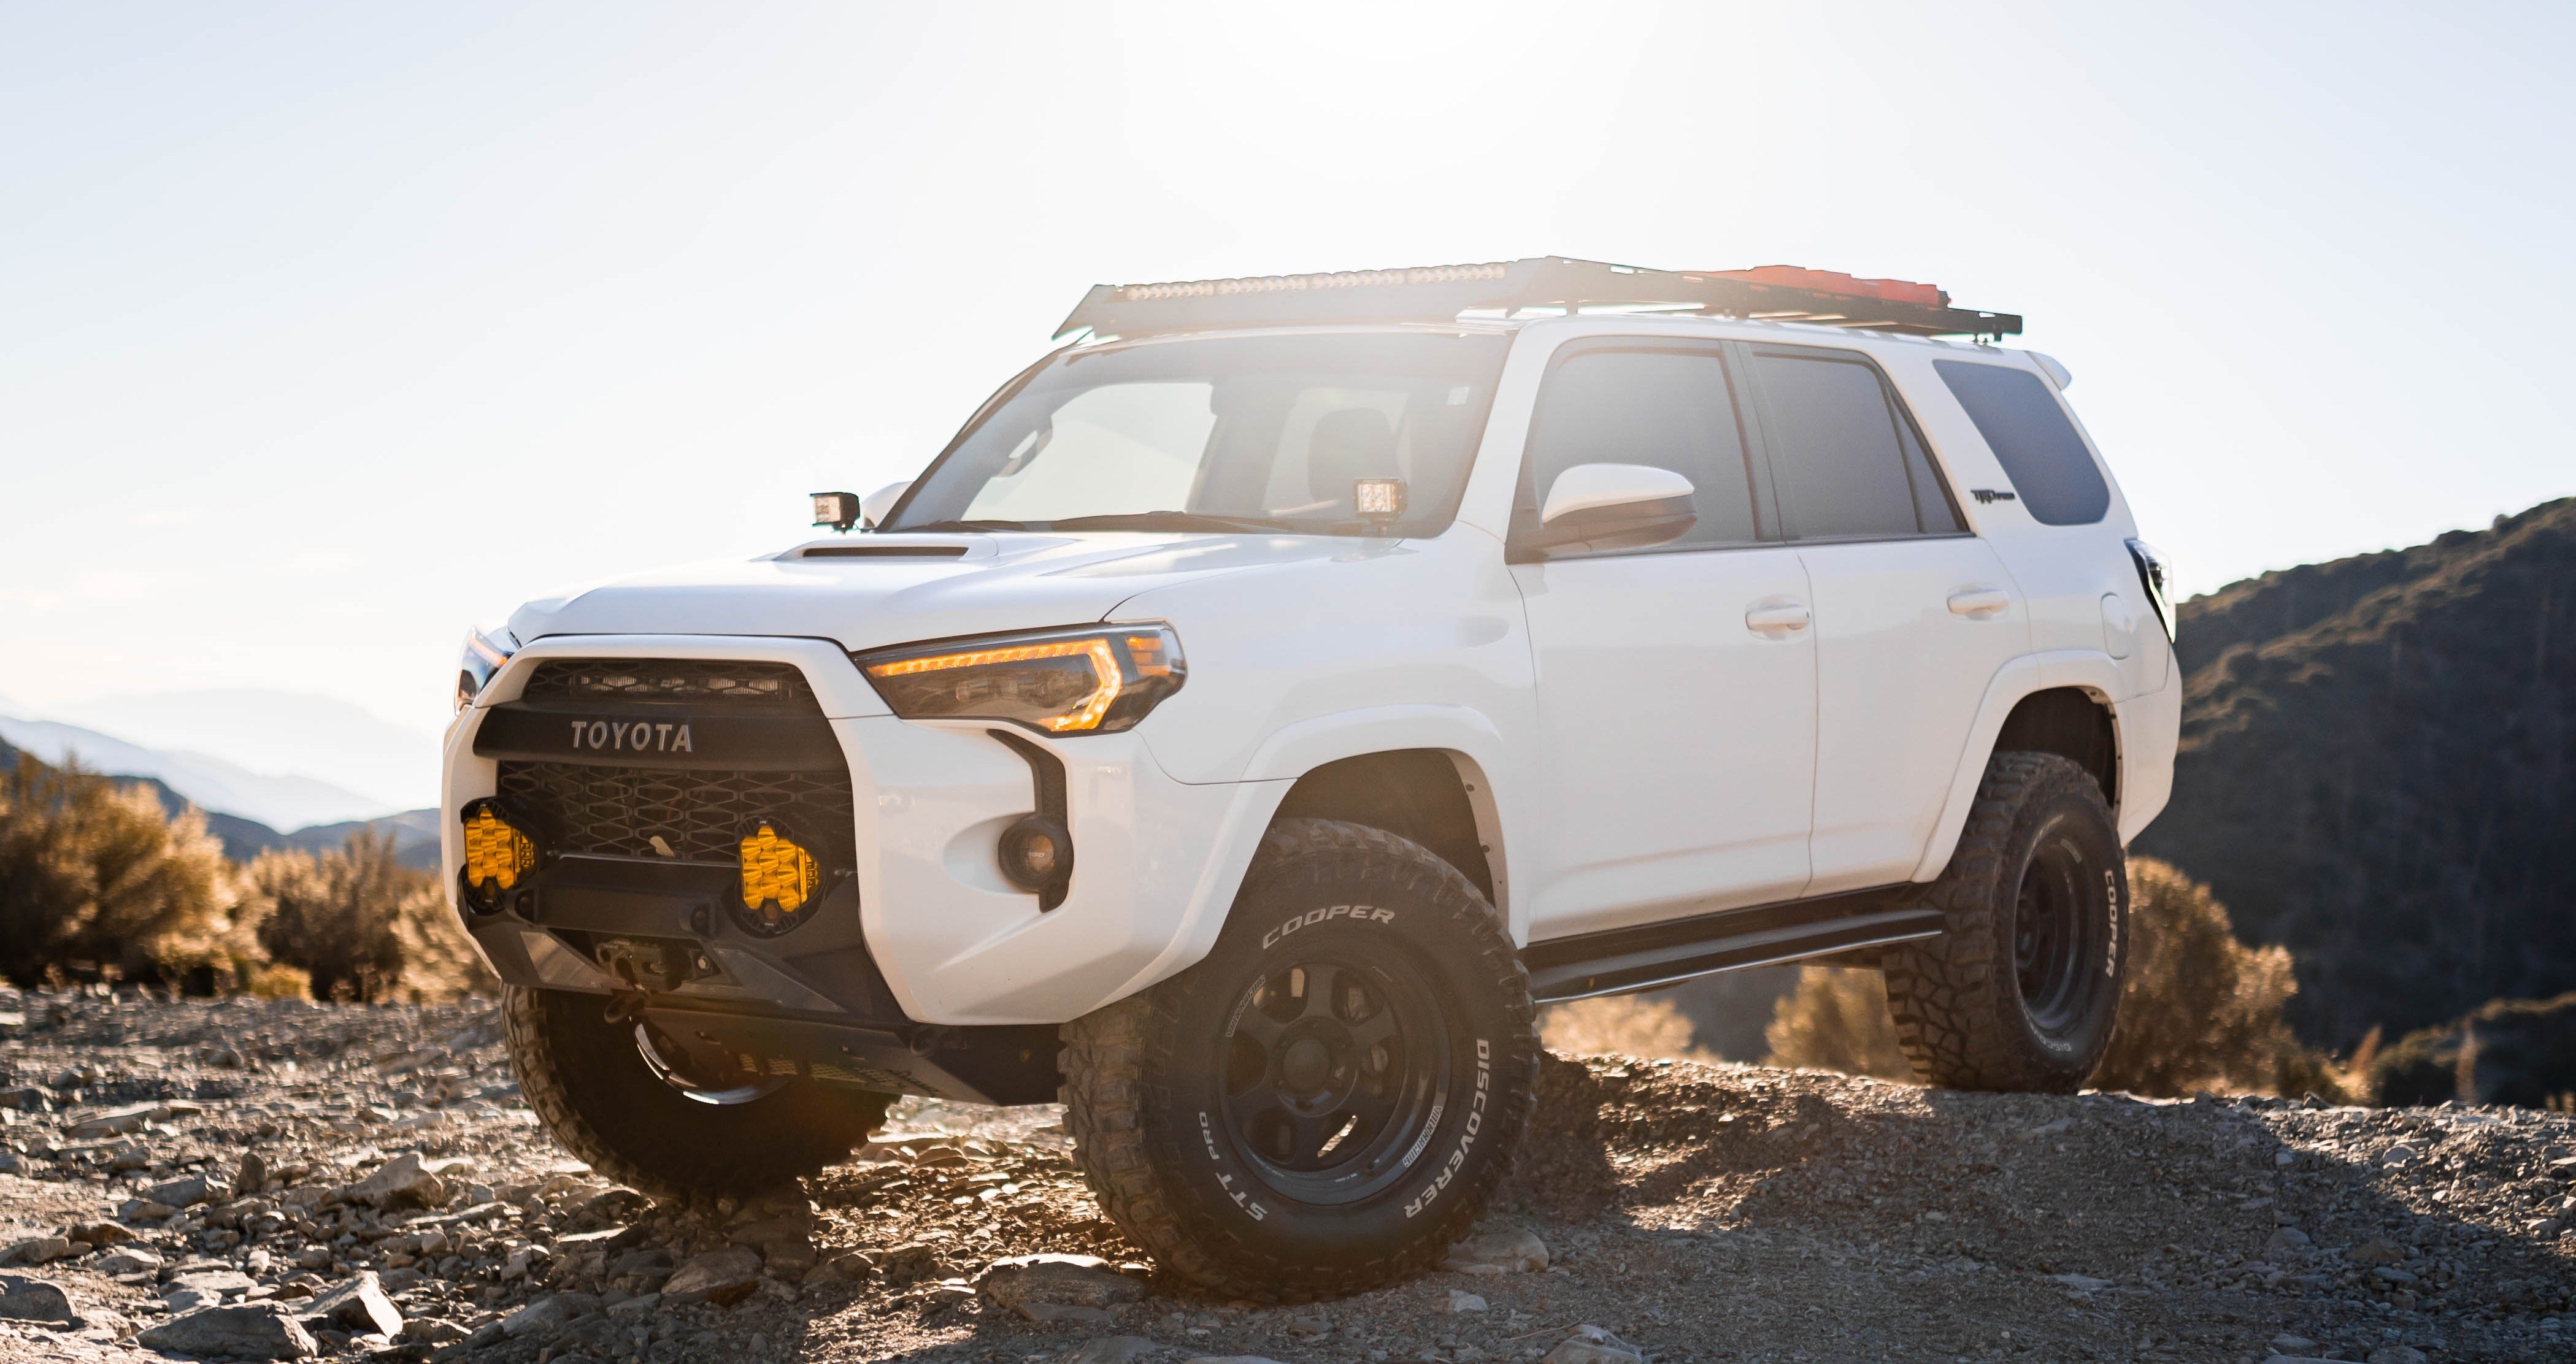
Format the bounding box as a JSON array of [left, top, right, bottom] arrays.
[[443, 258, 2179, 1300]]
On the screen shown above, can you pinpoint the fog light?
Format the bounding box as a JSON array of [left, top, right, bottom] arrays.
[[459, 799, 538, 914], [739, 821, 823, 933], [998, 815, 1072, 895]]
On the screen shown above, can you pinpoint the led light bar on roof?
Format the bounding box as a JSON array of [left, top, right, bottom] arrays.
[[1055, 256, 2018, 342]]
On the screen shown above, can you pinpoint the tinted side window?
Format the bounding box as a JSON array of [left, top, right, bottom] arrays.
[[1751, 348, 1958, 539], [1933, 360, 2110, 526], [1520, 346, 1763, 548]]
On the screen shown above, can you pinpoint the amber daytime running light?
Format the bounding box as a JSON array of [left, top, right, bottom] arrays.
[[857, 625, 1186, 734]]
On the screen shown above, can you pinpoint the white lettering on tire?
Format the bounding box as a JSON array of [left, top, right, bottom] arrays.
[[1198, 1111, 1266, 1221], [1403, 1038, 1490, 1219], [1261, 903, 1396, 949]]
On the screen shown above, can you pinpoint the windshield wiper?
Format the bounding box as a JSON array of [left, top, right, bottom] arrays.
[[890, 519, 1030, 532], [1048, 511, 1300, 534]]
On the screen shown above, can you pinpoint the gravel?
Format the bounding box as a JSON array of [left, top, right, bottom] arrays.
[[2, 986, 2572, 1362]]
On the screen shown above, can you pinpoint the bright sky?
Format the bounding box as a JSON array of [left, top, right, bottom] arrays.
[[6, 1, 2572, 802]]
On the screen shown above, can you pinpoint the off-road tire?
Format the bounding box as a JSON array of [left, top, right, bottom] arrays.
[[502, 986, 890, 1198], [1882, 751, 2129, 1092], [1060, 818, 1540, 1301]]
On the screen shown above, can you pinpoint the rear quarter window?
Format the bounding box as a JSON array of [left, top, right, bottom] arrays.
[[1932, 360, 2112, 526]]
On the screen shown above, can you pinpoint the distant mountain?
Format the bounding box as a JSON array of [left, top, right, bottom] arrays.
[[37, 689, 439, 813], [0, 714, 397, 832], [0, 734, 439, 870], [2135, 498, 2576, 1048]]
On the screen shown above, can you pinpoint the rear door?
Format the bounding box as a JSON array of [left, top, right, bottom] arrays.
[[1509, 338, 1817, 940], [1741, 343, 2031, 896]]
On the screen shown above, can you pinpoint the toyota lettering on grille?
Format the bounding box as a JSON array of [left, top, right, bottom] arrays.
[[568, 719, 694, 754]]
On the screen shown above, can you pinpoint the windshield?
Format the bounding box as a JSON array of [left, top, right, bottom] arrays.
[[886, 331, 1510, 537]]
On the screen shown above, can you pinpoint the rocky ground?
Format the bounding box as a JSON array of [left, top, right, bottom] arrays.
[[1, 988, 2572, 1364]]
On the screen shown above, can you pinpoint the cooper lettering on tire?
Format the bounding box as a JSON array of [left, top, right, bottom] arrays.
[[1060, 819, 1539, 1301]]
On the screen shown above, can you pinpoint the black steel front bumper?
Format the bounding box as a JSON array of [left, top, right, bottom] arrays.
[[462, 854, 1059, 1105]]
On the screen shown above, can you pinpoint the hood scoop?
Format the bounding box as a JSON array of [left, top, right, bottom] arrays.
[[798, 544, 971, 559]]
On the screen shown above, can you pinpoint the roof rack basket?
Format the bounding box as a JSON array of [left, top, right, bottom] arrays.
[[1056, 256, 2018, 342]]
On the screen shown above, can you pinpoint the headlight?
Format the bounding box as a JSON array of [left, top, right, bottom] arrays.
[[856, 624, 1185, 734], [455, 623, 521, 713]]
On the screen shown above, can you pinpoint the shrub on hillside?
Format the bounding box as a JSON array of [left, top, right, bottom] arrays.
[[1540, 993, 1710, 1061], [1764, 857, 2349, 1098], [1764, 967, 1913, 1079], [2363, 992, 2576, 1108], [0, 754, 255, 987], [247, 832, 492, 1002]]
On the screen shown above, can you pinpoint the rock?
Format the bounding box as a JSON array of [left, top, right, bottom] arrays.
[[979, 1254, 1148, 1320], [1444, 1225, 1550, 1274], [174, 1268, 258, 1298], [95, 1247, 163, 1276], [1285, 1311, 1332, 1336], [0, 1236, 71, 1267], [876, 1242, 950, 1287], [1544, 1325, 1645, 1364], [139, 1302, 321, 1359], [1180, 1358, 1290, 1364], [347, 1152, 448, 1211], [2266, 1227, 2312, 1255], [140, 1172, 225, 1208], [2366, 1347, 2428, 1364], [2346, 1238, 2404, 1265], [1068, 1336, 1160, 1364], [499, 1295, 566, 1338], [117, 1198, 177, 1223], [64, 1102, 160, 1138], [0, 1274, 78, 1325], [581, 1187, 652, 1221], [606, 1293, 661, 1319], [237, 1149, 269, 1197], [64, 1219, 131, 1247], [2270, 1336, 2318, 1354], [662, 1246, 763, 1306], [1448, 1288, 1489, 1312], [1022, 1301, 1119, 1325], [298, 1270, 404, 1338], [404, 1316, 469, 1344], [727, 1214, 818, 1273]]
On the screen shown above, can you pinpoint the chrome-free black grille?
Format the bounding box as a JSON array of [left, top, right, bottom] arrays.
[[498, 761, 856, 870], [520, 659, 818, 710]]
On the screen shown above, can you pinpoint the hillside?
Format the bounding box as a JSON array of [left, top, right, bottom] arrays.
[[0, 736, 439, 870], [2136, 498, 2576, 1047]]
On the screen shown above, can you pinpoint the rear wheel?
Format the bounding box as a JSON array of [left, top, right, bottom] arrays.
[[1061, 819, 1539, 1301], [1883, 751, 2128, 1092], [502, 986, 890, 1198]]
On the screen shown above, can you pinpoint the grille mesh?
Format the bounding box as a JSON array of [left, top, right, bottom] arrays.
[[498, 761, 856, 870], [520, 659, 818, 710]]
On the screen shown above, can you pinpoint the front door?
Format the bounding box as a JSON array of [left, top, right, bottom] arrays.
[[1510, 339, 1818, 941]]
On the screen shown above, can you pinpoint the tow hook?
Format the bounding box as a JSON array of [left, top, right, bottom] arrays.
[[604, 989, 650, 1026]]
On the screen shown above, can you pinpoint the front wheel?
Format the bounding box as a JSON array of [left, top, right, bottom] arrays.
[[1061, 819, 1539, 1301], [1882, 751, 2129, 1092], [502, 986, 891, 1198]]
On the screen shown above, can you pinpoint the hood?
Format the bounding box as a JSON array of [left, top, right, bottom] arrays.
[[507, 532, 1355, 653]]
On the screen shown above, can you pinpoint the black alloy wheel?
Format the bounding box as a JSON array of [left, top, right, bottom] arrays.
[[1220, 951, 1451, 1205], [2011, 832, 2109, 1040]]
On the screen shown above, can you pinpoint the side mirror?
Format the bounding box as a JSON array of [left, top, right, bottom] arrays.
[[859, 480, 913, 530], [1529, 463, 1697, 553]]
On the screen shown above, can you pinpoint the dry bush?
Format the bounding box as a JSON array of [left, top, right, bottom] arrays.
[[2098, 857, 2347, 1098], [1764, 967, 1913, 1079], [1759, 858, 2350, 1098], [1540, 993, 1710, 1060], [247, 832, 492, 1002], [0, 754, 256, 987]]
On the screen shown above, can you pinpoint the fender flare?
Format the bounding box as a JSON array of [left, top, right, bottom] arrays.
[[1907, 651, 2134, 884], [1104, 704, 1533, 1004]]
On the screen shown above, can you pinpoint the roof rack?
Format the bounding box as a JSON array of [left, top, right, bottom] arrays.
[[1055, 256, 2019, 342]]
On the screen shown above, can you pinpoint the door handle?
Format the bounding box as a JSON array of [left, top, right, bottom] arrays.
[[1745, 602, 1811, 635], [1947, 587, 2011, 619]]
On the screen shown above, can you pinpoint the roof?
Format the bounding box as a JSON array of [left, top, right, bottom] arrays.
[[1056, 256, 2020, 343]]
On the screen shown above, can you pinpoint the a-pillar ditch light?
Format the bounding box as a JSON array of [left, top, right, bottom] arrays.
[[812, 491, 861, 532]]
